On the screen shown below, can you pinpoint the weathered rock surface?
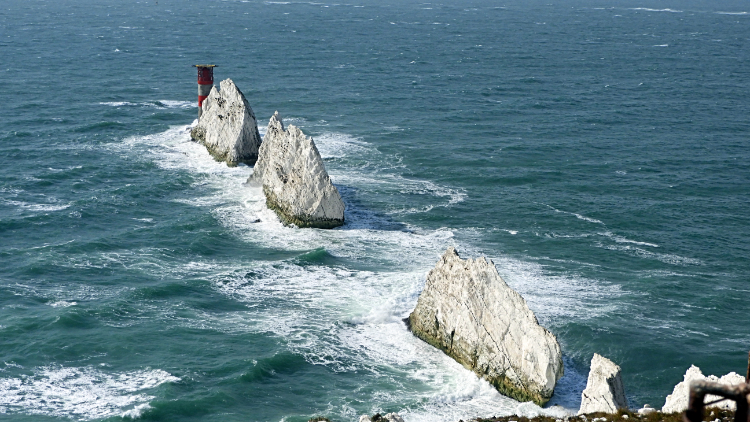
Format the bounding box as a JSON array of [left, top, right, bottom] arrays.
[[578, 354, 627, 415], [662, 365, 745, 413], [358, 413, 404, 422], [190, 78, 262, 166], [251, 111, 345, 228], [406, 247, 564, 405]]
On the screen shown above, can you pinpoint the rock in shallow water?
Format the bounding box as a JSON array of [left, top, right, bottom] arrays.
[[190, 78, 262, 166], [406, 247, 563, 405], [578, 354, 627, 415], [251, 111, 345, 228]]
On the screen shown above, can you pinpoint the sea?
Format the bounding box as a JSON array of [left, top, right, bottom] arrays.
[[1, 0, 749, 421]]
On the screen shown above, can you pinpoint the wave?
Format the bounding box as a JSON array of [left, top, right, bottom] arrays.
[[598, 243, 703, 266], [542, 204, 604, 225], [99, 100, 194, 109], [1, 198, 71, 213], [629, 8, 682, 13], [0, 365, 178, 420], [100, 123, 618, 418], [599, 231, 658, 248]]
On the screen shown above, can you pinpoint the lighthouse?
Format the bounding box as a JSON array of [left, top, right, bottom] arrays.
[[193, 64, 217, 117]]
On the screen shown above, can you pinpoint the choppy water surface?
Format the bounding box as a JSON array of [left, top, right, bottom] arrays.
[[1, 0, 749, 421]]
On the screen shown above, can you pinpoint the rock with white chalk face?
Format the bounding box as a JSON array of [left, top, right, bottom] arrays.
[[251, 111, 345, 228], [578, 354, 628, 415], [662, 365, 746, 413], [190, 78, 262, 166], [406, 247, 564, 405]]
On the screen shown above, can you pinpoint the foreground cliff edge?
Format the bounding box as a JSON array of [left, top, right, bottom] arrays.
[[406, 247, 564, 406], [251, 111, 345, 229], [190, 78, 262, 166]]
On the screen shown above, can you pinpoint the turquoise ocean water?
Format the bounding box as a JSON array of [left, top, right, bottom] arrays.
[[1, 0, 749, 420]]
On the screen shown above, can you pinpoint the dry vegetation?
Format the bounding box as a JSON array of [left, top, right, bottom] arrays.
[[472, 408, 736, 422]]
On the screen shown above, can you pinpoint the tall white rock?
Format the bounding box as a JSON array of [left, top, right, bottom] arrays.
[[407, 247, 564, 405], [578, 354, 628, 415], [190, 78, 262, 166], [662, 365, 746, 413], [251, 111, 345, 228]]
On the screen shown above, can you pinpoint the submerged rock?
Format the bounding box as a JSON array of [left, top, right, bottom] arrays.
[[190, 78, 262, 166], [251, 111, 345, 228], [578, 354, 627, 415], [662, 365, 745, 413], [406, 247, 564, 405]]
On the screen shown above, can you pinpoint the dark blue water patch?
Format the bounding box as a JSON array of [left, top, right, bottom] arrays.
[[240, 351, 308, 384], [293, 247, 340, 267]]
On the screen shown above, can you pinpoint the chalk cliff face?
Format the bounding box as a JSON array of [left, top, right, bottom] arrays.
[[662, 365, 745, 413], [407, 247, 563, 406], [190, 78, 262, 166], [252, 111, 345, 228], [578, 354, 627, 415]]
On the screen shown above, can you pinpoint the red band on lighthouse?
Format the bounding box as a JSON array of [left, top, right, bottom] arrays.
[[193, 64, 217, 117]]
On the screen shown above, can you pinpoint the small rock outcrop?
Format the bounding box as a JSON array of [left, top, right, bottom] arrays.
[[578, 354, 627, 415], [662, 365, 745, 413], [190, 78, 262, 166], [251, 111, 345, 228], [406, 247, 564, 406], [358, 413, 404, 422]]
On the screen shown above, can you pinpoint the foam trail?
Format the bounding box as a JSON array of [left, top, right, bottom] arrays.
[[0, 366, 178, 420], [110, 123, 611, 420]]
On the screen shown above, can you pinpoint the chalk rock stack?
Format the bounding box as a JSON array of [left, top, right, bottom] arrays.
[[662, 365, 746, 413], [406, 247, 563, 405], [190, 78, 262, 166], [578, 354, 628, 414], [252, 111, 345, 228]]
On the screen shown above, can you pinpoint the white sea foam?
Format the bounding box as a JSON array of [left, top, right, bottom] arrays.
[[716, 11, 748, 15], [211, 256, 589, 419], [156, 100, 193, 109], [313, 132, 370, 159], [630, 8, 682, 13], [543, 204, 604, 225], [2, 199, 71, 213], [105, 122, 612, 420], [100, 101, 137, 107], [599, 243, 703, 266], [49, 300, 77, 308], [0, 366, 178, 420], [600, 231, 659, 248], [99, 101, 193, 109]]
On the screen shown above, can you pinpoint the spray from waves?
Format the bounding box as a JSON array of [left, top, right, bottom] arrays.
[[99, 101, 194, 109], [104, 123, 616, 419], [210, 258, 583, 421], [0, 365, 178, 420]]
